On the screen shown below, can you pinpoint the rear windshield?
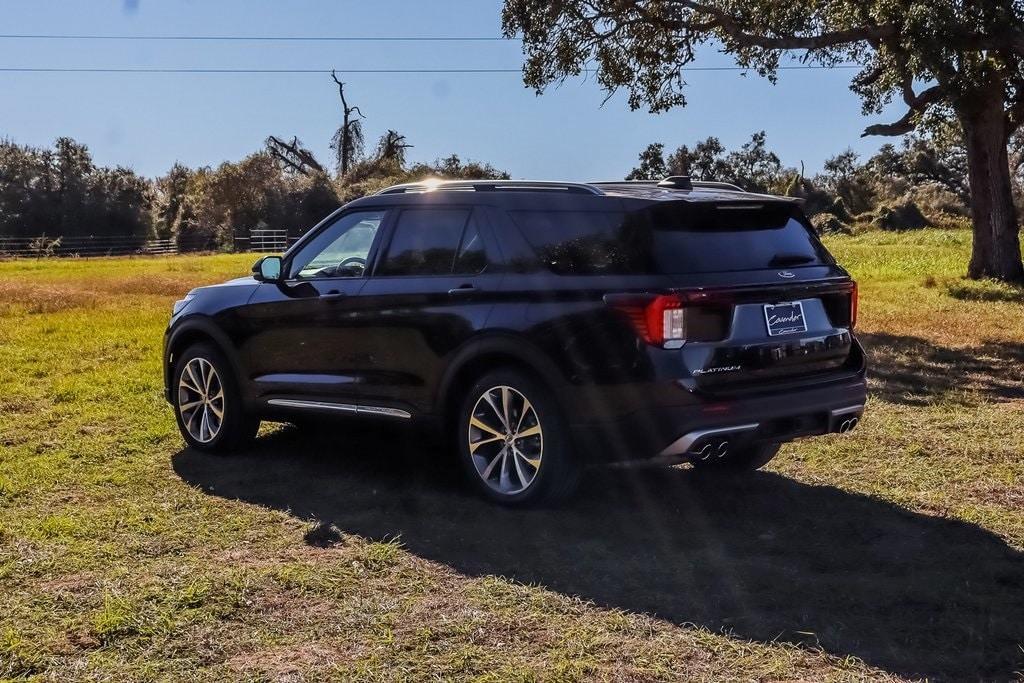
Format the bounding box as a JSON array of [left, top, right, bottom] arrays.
[[509, 203, 832, 275]]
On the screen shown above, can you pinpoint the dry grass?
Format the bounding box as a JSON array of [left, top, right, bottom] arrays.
[[0, 234, 1022, 682]]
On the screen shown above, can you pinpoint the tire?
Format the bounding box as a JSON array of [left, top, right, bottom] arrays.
[[172, 342, 259, 452], [456, 368, 579, 506], [690, 442, 781, 472]]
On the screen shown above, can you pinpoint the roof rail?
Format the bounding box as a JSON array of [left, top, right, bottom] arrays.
[[589, 180, 659, 186], [590, 178, 748, 193], [691, 180, 746, 192], [375, 179, 604, 196]]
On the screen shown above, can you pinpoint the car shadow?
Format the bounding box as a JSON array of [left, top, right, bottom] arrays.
[[860, 332, 1024, 406], [172, 425, 1024, 681]]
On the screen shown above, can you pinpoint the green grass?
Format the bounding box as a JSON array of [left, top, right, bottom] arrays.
[[1, 233, 1022, 681]]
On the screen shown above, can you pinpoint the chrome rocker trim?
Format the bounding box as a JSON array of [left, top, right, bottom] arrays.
[[266, 399, 412, 420]]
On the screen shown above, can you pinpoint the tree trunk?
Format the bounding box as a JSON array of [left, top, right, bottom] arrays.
[[960, 86, 1024, 283]]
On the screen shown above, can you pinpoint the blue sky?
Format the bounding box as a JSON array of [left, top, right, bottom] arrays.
[[0, 0, 904, 181]]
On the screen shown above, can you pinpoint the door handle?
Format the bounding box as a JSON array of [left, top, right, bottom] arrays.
[[447, 284, 478, 296], [321, 290, 347, 301]]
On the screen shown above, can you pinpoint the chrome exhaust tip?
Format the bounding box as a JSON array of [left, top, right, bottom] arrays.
[[691, 439, 731, 461], [838, 417, 860, 434], [830, 405, 865, 436]]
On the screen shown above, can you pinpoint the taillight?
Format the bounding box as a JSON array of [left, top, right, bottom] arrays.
[[850, 281, 858, 329], [610, 294, 687, 346], [649, 295, 686, 345]]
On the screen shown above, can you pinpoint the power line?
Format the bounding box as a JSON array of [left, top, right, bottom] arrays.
[[0, 65, 861, 75], [0, 67, 519, 74], [0, 33, 510, 42]]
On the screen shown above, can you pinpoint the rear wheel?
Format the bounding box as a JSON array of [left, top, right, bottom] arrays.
[[457, 369, 579, 506], [689, 443, 781, 472], [172, 343, 259, 452]]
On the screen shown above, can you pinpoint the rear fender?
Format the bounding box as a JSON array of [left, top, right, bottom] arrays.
[[434, 334, 573, 419]]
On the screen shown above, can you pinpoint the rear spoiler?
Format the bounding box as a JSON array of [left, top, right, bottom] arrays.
[[636, 199, 804, 230]]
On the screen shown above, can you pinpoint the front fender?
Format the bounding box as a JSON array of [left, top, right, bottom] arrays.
[[163, 316, 247, 405]]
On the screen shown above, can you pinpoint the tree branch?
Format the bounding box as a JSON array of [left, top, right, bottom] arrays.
[[853, 65, 885, 89], [861, 85, 944, 137], [671, 1, 895, 50]]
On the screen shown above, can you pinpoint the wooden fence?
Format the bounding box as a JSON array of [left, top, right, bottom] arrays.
[[0, 235, 170, 257], [0, 231, 298, 258]]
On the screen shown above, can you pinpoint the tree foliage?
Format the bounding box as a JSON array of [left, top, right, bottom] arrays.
[[375, 130, 414, 167], [626, 129, 987, 233], [628, 131, 780, 194], [1, 135, 508, 251], [339, 152, 510, 203], [0, 138, 150, 239], [502, 0, 1024, 128], [503, 0, 1024, 280]]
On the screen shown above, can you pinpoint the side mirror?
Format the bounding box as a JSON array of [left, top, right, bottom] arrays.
[[252, 255, 283, 282]]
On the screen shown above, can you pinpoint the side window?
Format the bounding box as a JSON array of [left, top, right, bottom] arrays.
[[378, 208, 487, 276], [289, 210, 385, 279], [508, 210, 647, 275]]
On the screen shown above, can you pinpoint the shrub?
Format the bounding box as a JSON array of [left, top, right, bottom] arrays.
[[862, 200, 932, 231], [811, 213, 853, 235], [906, 183, 969, 219]]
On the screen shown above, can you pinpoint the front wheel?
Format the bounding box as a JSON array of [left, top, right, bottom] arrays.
[[457, 369, 579, 506], [172, 343, 259, 452]]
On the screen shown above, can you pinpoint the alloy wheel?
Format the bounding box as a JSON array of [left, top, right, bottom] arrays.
[[467, 385, 543, 495], [177, 357, 224, 444]]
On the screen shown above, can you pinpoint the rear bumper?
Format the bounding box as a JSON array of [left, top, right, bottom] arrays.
[[569, 374, 867, 463]]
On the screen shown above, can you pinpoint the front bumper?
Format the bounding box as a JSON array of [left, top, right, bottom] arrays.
[[162, 329, 173, 403]]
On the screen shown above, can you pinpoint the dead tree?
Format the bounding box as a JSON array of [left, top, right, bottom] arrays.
[[376, 130, 413, 165], [265, 136, 325, 176], [329, 71, 365, 177]]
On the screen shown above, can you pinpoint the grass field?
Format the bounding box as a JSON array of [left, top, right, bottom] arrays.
[[1, 230, 1022, 682]]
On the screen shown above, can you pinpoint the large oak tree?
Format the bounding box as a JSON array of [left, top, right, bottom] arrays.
[[502, 0, 1024, 282]]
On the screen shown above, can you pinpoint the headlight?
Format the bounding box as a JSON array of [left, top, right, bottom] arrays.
[[172, 292, 197, 316]]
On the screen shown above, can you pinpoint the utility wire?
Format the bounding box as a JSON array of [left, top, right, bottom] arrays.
[[0, 67, 519, 73], [0, 33, 510, 42], [0, 65, 861, 74]]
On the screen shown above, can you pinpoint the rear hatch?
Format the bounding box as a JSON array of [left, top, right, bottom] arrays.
[[510, 198, 858, 391], [638, 200, 857, 391]]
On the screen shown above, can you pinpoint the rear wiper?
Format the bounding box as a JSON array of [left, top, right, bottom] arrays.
[[769, 253, 816, 267]]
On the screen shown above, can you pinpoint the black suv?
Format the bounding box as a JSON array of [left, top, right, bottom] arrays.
[[164, 177, 866, 505]]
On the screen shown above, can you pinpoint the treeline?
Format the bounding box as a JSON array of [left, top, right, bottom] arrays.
[[627, 128, 1024, 234], [3, 124, 1016, 250], [0, 138, 152, 240], [0, 135, 507, 250]]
